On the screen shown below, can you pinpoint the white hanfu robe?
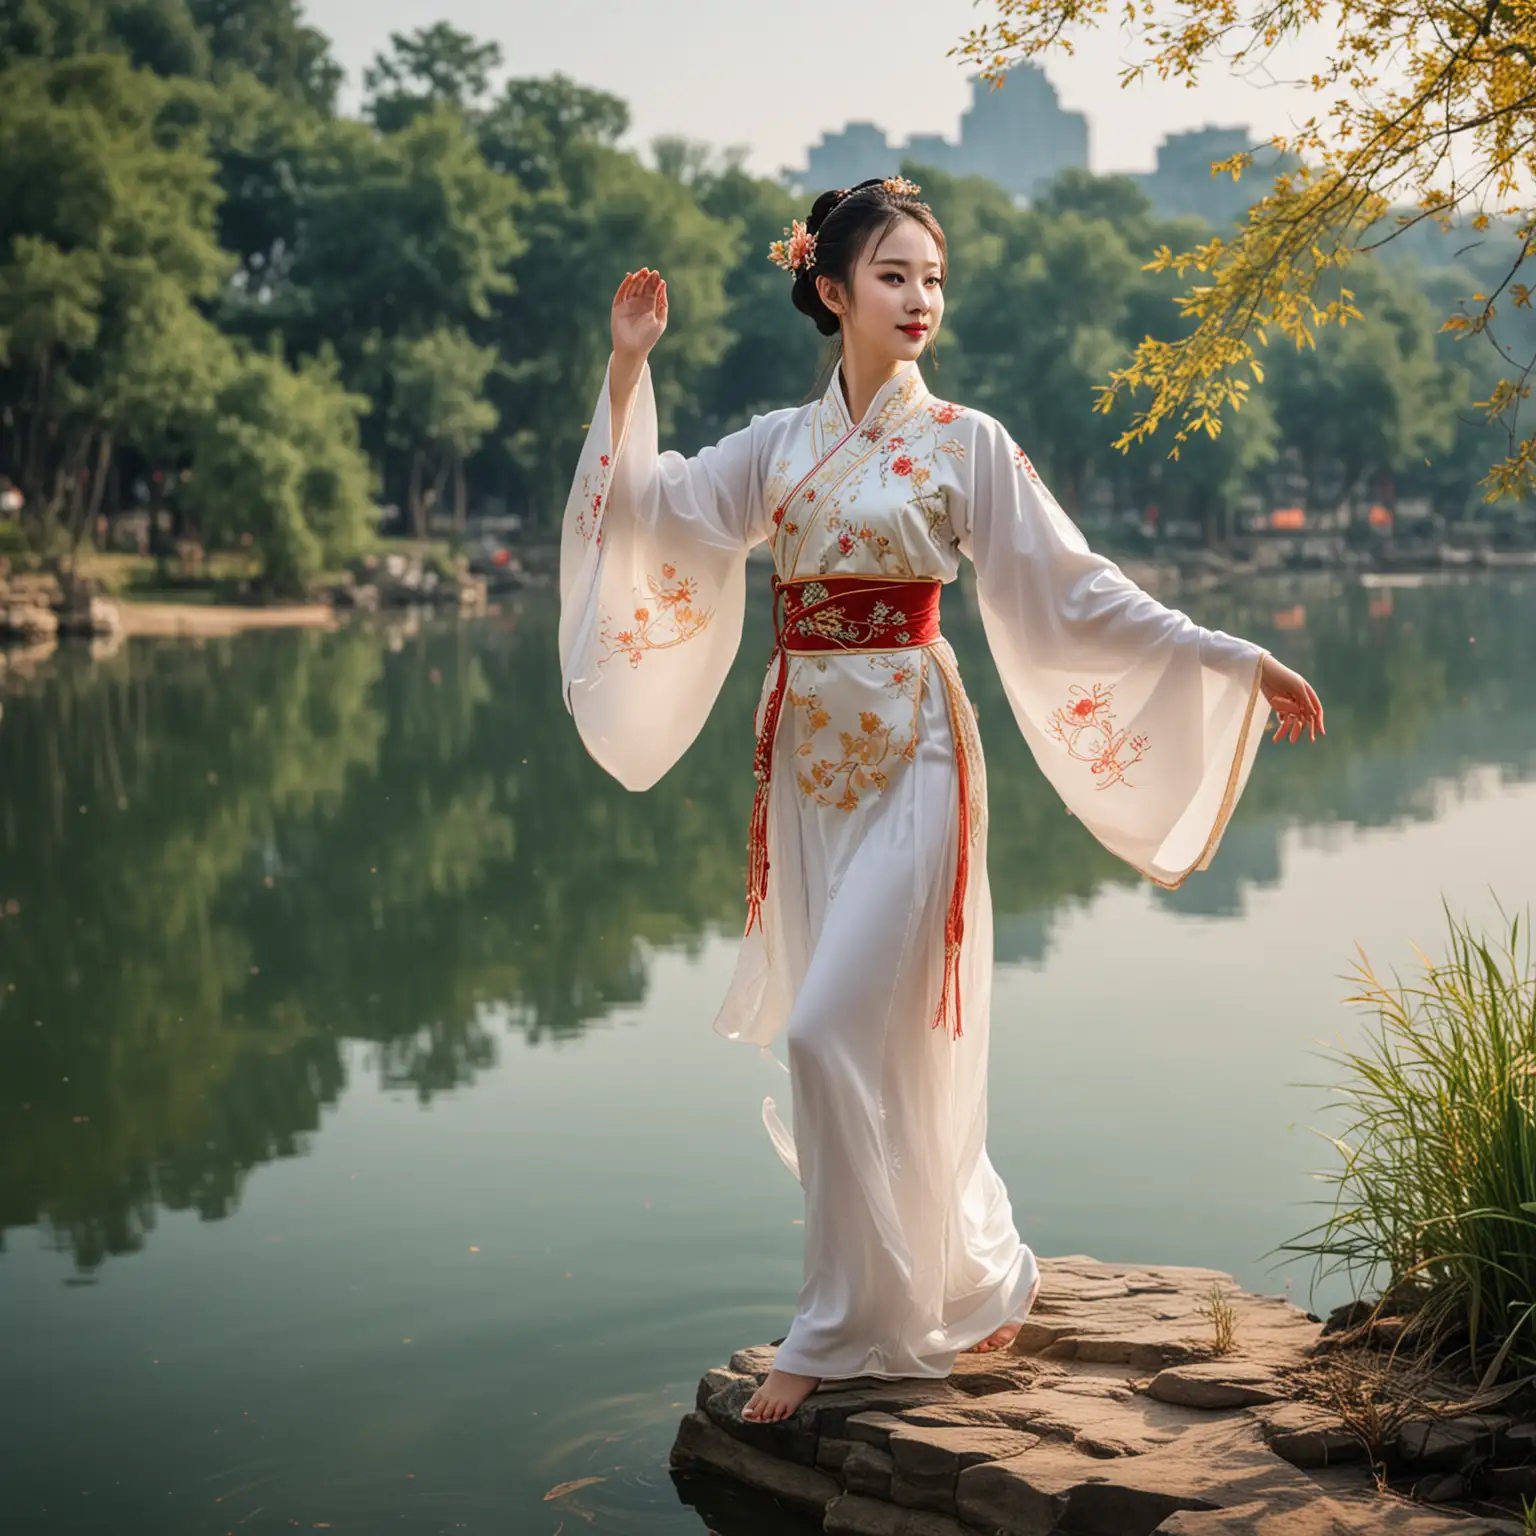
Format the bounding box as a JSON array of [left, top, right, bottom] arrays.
[[559, 357, 1268, 1382]]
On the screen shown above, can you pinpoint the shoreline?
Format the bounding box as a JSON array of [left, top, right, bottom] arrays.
[[118, 601, 338, 637], [671, 1255, 1529, 1534]]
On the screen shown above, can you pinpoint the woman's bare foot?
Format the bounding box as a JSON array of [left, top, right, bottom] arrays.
[[967, 1278, 1040, 1354], [968, 1321, 1022, 1354], [740, 1367, 821, 1423]]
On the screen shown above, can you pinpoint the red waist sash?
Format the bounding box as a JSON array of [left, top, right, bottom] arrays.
[[745, 574, 971, 1038]]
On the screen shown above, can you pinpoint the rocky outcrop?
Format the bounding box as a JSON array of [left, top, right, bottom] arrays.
[[669, 1256, 1528, 1535]]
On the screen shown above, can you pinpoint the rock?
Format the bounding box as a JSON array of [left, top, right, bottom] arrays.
[[1412, 1471, 1469, 1502], [1009, 1258, 1321, 1372], [1249, 1402, 1364, 1467], [956, 1418, 1317, 1536], [1149, 1362, 1287, 1409], [1482, 1463, 1536, 1497], [669, 1257, 1487, 1536], [695, 1366, 753, 1410], [976, 1381, 1215, 1456], [895, 1399, 1040, 1431], [1395, 1414, 1511, 1467], [727, 1343, 777, 1378], [702, 1379, 818, 1465], [669, 1410, 840, 1517], [823, 1493, 976, 1535], [54, 595, 121, 638], [845, 1411, 908, 1448], [1, 603, 57, 643], [890, 1422, 1042, 1475], [947, 1348, 1041, 1396], [333, 581, 380, 612], [843, 1442, 895, 1499], [817, 1436, 859, 1472], [1153, 1488, 1521, 1533], [887, 1423, 1041, 1515], [799, 1380, 974, 1439]]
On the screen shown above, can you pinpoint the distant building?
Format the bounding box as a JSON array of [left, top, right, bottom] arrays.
[[802, 121, 899, 197], [903, 134, 956, 174], [1130, 126, 1299, 229], [955, 68, 1088, 201], [793, 66, 1088, 203], [794, 87, 1302, 232]]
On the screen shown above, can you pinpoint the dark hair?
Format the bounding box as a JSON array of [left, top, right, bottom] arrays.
[[790, 178, 949, 339]]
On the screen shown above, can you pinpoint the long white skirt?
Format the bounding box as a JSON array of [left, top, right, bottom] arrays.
[[715, 645, 1040, 1381]]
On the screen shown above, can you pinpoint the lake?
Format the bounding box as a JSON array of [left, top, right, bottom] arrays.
[[3, 573, 1535, 1535]]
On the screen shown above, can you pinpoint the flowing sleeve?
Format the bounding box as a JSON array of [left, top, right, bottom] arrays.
[[958, 415, 1270, 888], [559, 356, 768, 791]]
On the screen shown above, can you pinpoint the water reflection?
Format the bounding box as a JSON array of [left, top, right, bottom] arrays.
[[1, 576, 1533, 1272]]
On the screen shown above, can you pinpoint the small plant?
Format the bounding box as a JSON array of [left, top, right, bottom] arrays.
[[1198, 1280, 1239, 1355], [1283, 905, 1536, 1388], [1298, 1348, 1455, 1487], [1522, 1493, 1536, 1536]]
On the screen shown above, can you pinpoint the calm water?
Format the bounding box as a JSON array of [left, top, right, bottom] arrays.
[[3, 573, 1536, 1535]]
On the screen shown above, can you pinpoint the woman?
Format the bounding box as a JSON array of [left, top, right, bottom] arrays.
[[559, 177, 1324, 1426]]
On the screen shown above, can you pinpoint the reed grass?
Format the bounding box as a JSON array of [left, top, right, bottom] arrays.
[[1198, 1281, 1240, 1355], [1282, 905, 1536, 1390]]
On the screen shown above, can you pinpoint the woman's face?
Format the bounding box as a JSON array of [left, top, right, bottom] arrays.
[[820, 214, 945, 366]]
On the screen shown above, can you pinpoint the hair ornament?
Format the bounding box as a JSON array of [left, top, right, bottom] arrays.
[[768, 219, 817, 275], [883, 175, 922, 197]]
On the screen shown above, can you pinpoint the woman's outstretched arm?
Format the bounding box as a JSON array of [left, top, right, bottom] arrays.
[[607, 268, 664, 452]]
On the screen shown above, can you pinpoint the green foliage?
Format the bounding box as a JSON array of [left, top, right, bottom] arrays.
[[0, 55, 233, 551], [488, 138, 737, 514], [386, 327, 499, 536], [185, 345, 374, 595], [0, 8, 1512, 572], [679, 151, 824, 435], [1261, 257, 1464, 519], [1284, 908, 1536, 1386], [477, 74, 630, 192], [363, 22, 502, 134]]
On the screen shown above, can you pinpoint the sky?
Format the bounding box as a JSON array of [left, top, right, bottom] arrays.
[[304, 0, 1342, 179]]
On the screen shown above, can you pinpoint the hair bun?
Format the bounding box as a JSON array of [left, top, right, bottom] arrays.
[[805, 188, 844, 237], [805, 178, 885, 236], [790, 266, 840, 337]]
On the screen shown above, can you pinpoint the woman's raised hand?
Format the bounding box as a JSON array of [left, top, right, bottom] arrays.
[[612, 268, 668, 363], [1260, 654, 1325, 744]]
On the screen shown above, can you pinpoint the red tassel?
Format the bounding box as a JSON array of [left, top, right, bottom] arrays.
[[745, 645, 787, 936], [933, 718, 971, 1040]]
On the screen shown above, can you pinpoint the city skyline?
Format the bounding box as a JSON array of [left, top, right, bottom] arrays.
[[305, 0, 1340, 180]]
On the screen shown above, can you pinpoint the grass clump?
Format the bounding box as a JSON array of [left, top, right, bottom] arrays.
[[1198, 1281, 1240, 1355], [1284, 905, 1536, 1390]]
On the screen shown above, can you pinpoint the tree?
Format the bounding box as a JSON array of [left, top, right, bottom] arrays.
[[476, 74, 630, 193], [385, 327, 499, 536], [279, 108, 521, 368], [957, 0, 1536, 502], [187, 0, 340, 111], [657, 144, 823, 442], [0, 0, 342, 108], [185, 345, 374, 594], [485, 139, 737, 522], [945, 201, 1144, 511], [1261, 258, 1463, 521], [362, 22, 503, 135], [0, 56, 232, 559]]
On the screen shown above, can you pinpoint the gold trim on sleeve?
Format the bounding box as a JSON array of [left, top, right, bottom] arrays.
[[1140, 649, 1270, 892]]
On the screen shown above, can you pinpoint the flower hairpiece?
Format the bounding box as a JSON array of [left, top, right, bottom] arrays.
[[768, 219, 817, 275], [883, 175, 922, 197]]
